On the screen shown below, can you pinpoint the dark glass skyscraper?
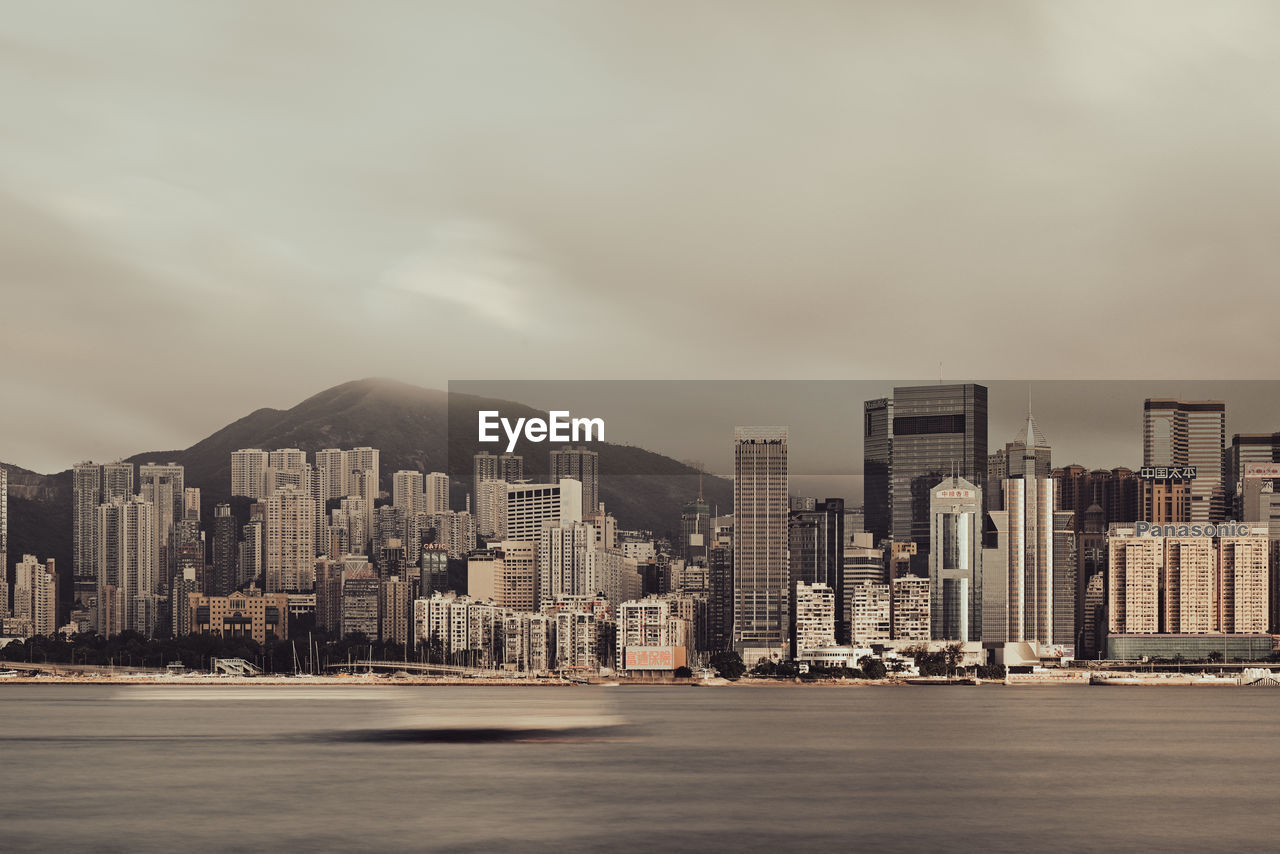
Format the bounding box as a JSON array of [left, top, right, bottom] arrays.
[[866, 384, 987, 574]]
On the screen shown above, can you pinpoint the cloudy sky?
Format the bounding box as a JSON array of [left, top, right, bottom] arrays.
[[5, 2, 1280, 473]]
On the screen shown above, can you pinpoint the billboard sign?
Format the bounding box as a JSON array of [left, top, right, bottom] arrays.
[[624, 646, 687, 671], [1244, 463, 1280, 479]]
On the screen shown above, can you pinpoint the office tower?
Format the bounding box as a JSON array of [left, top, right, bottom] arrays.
[[987, 414, 1051, 512], [171, 565, 199, 636], [843, 506, 865, 539], [1144, 399, 1227, 524], [473, 452, 524, 537], [679, 497, 711, 563], [1226, 433, 1280, 520], [1005, 474, 1074, 645], [891, 385, 988, 573], [538, 520, 599, 607], [467, 549, 500, 600], [73, 462, 101, 584], [850, 582, 891, 644], [210, 504, 238, 596], [239, 519, 263, 588], [139, 463, 185, 585], [265, 485, 316, 593], [863, 397, 893, 544], [392, 470, 424, 514], [980, 510, 1009, 643], [231, 449, 270, 499], [708, 536, 734, 652], [928, 476, 983, 642], [551, 446, 600, 515], [732, 427, 789, 660], [791, 581, 836, 658], [183, 487, 201, 522], [420, 545, 449, 597], [890, 575, 930, 640], [505, 479, 582, 543], [97, 495, 156, 637], [423, 472, 450, 514], [789, 498, 844, 641]]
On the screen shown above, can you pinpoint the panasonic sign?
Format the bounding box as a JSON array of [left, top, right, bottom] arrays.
[[478, 410, 605, 453], [1134, 521, 1252, 538]]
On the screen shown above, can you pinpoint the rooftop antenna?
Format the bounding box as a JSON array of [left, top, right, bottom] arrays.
[[939, 361, 943, 384]]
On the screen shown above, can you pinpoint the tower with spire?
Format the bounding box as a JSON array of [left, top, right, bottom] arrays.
[[987, 412, 1053, 512]]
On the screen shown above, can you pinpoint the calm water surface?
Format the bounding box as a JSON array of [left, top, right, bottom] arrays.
[[1, 683, 1278, 852]]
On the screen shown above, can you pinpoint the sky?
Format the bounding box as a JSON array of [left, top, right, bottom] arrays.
[[5, 2, 1280, 473]]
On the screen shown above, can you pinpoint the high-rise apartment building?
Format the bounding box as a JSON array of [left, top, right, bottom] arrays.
[[72, 462, 101, 583], [139, 463, 185, 585], [890, 575, 930, 641], [1108, 524, 1269, 636], [473, 452, 524, 537], [850, 582, 891, 644], [231, 449, 270, 499], [538, 520, 599, 607], [791, 581, 836, 658], [1143, 399, 1227, 524], [96, 495, 156, 637], [392, 470, 424, 515], [732, 427, 789, 661], [551, 446, 600, 515], [423, 472, 450, 515], [265, 485, 316, 593], [210, 504, 239, 596]]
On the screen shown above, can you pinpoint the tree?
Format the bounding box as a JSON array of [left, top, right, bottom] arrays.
[[709, 650, 745, 680], [862, 658, 887, 680], [943, 642, 964, 677], [673, 665, 693, 679]]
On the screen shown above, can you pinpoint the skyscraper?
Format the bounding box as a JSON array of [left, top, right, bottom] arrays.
[[474, 452, 523, 537], [789, 498, 844, 639], [551, 446, 600, 515], [732, 427, 789, 661], [986, 414, 1051, 512], [1004, 474, 1074, 646], [862, 398, 893, 544], [423, 472, 450, 515], [73, 462, 101, 584], [1143, 399, 1227, 524], [139, 463, 185, 586], [231, 449, 270, 499], [210, 504, 239, 596], [865, 384, 988, 572], [96, 495, 156, 636], [265, 485, 316, 593], [928, 475, 983, 642], [392, 470, 424, 515]]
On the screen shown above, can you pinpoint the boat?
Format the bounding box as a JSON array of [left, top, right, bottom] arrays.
[[905, 677, 978, 686]]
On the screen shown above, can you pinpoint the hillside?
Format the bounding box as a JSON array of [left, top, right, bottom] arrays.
[[2, 378, 733, 579]]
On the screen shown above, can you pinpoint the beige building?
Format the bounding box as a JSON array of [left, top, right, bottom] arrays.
[[189, 589, 289, 644], [792, 581, 836, 656], [850, 582, 891, 644], [891, 576, 930, 641], [1108, 523, 1269, 635], [265, 485, 316, 593]]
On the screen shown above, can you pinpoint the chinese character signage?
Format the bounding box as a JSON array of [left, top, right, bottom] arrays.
[[1139, 466, 1196, 482], [624, 646, 687, 670]]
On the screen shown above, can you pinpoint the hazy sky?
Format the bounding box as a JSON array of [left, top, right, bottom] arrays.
[[6, 2, 1280, 473]]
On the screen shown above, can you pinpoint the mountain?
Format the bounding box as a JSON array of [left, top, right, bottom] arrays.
[[2, 378, 732, 576]]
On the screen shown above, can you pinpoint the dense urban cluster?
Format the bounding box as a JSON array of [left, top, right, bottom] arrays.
[[3, 384, 1280, 677]]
